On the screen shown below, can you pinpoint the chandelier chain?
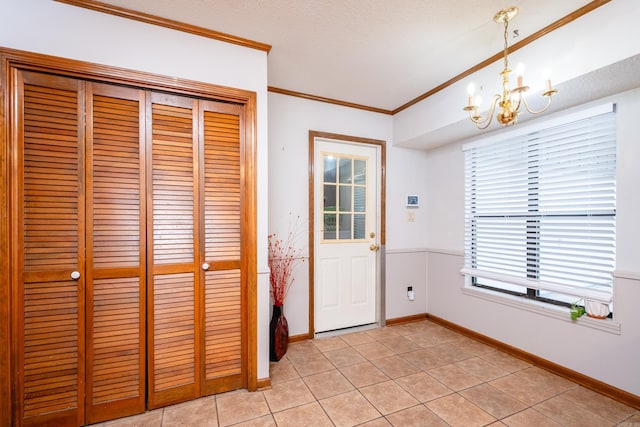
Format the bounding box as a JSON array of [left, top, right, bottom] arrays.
[[503, 18, 509, 71]]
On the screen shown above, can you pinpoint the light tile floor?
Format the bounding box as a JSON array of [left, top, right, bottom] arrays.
[[94, 319, 640, 426]]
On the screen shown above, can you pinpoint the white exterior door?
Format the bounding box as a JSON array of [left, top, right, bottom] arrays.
[[314, 138, 380, 332]]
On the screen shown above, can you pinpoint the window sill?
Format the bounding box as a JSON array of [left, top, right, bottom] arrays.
[[461, 285, 621, 335]]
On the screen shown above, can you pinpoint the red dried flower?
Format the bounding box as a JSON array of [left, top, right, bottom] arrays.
[[268, 216, 304, 306]]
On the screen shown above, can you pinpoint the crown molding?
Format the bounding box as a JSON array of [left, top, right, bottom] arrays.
[[54, 0, 272, 53], [268, 86, 393, 115]]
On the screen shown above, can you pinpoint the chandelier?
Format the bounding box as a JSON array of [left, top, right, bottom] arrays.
[[463, 7, 557, 129]]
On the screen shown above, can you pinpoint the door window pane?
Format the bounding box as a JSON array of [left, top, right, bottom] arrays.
[[339, 158, 352, 183], [354, 187, 365, 212], [324, 184, 336, 212], [324, 156, 337, 183], [354, 214, 366, 239], [354, 159, 366, 185], [339, 186, 352, 212], [339, 214, 352, 239], [324, 213, 336, 240]]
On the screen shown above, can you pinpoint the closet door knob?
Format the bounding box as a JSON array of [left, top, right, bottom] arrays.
[[202, 263, 210, 271], [71, 271, 81, 280]]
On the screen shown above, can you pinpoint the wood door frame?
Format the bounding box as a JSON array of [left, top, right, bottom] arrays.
[[0, 47, 259, 425], [307, 130, 386, 338]]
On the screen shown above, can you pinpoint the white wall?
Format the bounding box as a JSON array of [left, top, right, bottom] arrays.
[[424, 89, 640, 396], [268, 92, 430, 336], [1, 0, 271, 380]]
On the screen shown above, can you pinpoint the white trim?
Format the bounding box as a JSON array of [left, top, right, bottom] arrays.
[[386, 247, 428, 255], [427, 248, 464, 257], [461, 285, 621, 335], [462, 103, 615, 151], [460, 267, 612, 303], [614, 270, 640, 281]]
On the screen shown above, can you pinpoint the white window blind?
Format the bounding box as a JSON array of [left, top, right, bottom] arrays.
[[462, 105, 616, 304]]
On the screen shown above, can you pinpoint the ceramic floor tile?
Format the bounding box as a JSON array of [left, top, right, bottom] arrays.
[[320, 390, 381, 427], [366, 326, 400, 341], [269, 358, 300, 384], [262, 378, 315, 413], [339, 361, 390, 388], [371, 355, 420, 379], [378, 335, 422, 354], [285, 341, 321, 363], [560, 386, 639, 423], [405, 327, 462, 348], [479, 350, 531, 373], [620, 413, 640, 426], [357, 417, 392, 426], [359, 380, 419, 415], [161, 395, 217, 427], [231, 414, 276, 427], [459, 383, 528, 419], [489, 367, 576, 406], [312, 335, 348, 353], [358, 418, 392, 426], [271, 402, 333, 427], [354, 341, 396, 360], [426, 393, 496, 427], [533, 395, 613, 427], [502, 408, 562, 427], [322, 346, 366, 367], [302, 369, 355, 399], [455, 356, 511, 382], [216, 390, 270, 426], [394, 372, 453, 403], [289, 352, 335, 377], [427, 363, 484, 391], [385, 404, 448, 427], [100, 409, 163, 427], [340, 330, 376, 346], [389, 320, 435, 336], [400, 348, 448, 371], [453, 337, 495, 356], [428, 342, 475, 364]]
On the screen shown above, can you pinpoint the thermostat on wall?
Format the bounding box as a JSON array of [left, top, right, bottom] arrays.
[[406, 195, 419, 207]]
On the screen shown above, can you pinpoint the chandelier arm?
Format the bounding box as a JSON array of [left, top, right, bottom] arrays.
[[520, 93, 553, 115], [470, 94, 501, 129]]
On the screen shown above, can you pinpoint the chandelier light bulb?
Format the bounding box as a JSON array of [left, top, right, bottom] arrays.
[[467, 83, 476, 107], [516, 62, 525, 87], [543, 67, 553, 91], [467, 82, 476, 96]]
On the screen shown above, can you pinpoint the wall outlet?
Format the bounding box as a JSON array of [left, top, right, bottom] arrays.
[[407, 286, 415, 301]]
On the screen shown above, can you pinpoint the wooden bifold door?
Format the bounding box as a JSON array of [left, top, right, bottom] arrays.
[[11, 69, 247, 426]]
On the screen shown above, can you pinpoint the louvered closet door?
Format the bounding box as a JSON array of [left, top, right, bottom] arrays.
[[16, 71, 85, 427], [200, 101, 245, 395], [147, 94, 246, 408], [147, 93, 201, 408], [85, 83, 146, 423]]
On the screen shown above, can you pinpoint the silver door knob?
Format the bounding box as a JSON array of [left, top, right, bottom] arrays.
[[71, 271, 81, 280], [202, 263, 210, 271]]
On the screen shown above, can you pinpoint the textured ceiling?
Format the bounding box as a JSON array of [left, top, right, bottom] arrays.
[[95, 0, 594, 111]]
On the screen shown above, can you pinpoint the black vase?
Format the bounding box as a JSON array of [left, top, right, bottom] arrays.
[[269, 304, 289, 361]]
